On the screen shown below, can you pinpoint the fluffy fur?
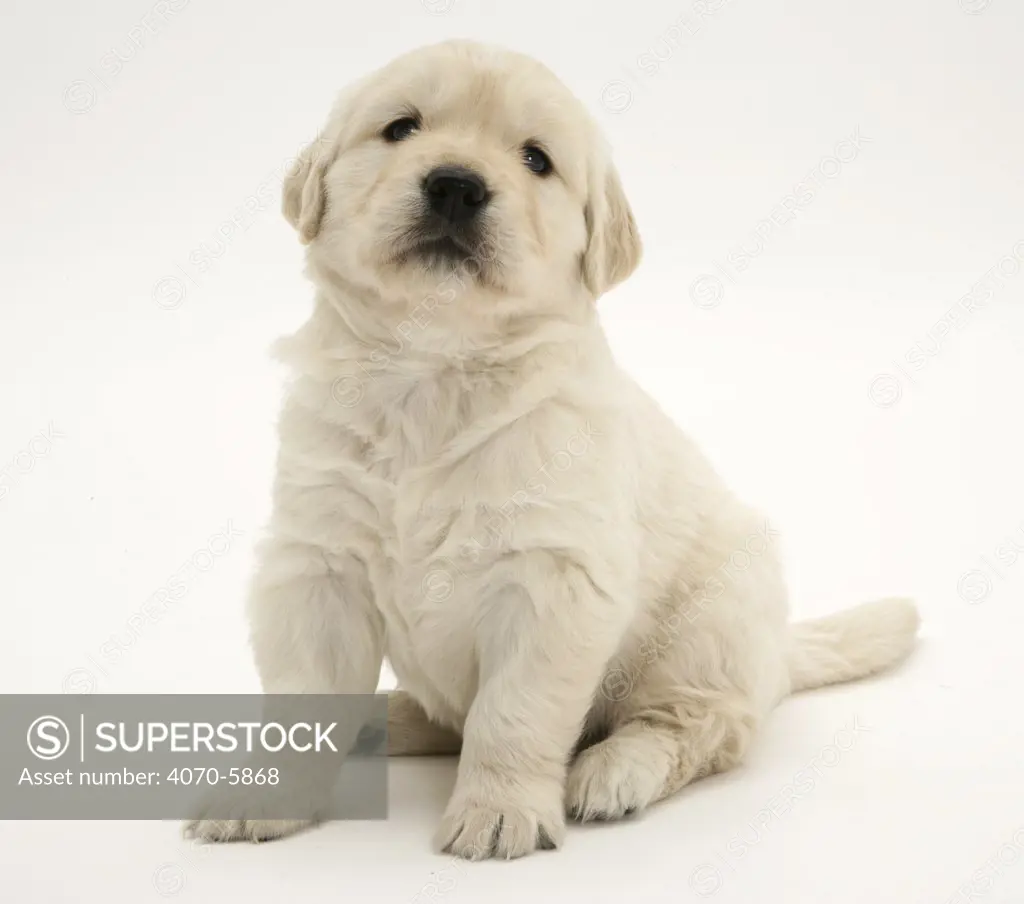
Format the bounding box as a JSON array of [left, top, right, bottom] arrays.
[[187, 40, 919, 857]]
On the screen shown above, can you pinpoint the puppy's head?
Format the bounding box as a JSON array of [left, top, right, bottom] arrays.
[[283, 41, 641, 313]]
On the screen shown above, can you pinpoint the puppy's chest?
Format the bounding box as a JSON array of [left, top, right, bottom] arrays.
[[358, 373, 471, 474], [351, 366, 515, 582], [351, 373, 514, 706]]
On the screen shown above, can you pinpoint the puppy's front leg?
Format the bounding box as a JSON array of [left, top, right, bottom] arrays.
[[187, 540, 384, 842], [247, 540, 383, 697], [436, 556, 628, 860]]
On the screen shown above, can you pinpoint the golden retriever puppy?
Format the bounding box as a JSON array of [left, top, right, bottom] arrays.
[[189, 40, 918, 858]]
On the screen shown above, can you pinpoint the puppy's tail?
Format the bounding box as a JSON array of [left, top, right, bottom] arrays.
[[386, 690, 462, 756], [787, 597, 919, 694]]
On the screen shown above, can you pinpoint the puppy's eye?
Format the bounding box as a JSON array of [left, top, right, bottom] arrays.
[[383, 117, 419, 142], [522, 145, 552, 176]]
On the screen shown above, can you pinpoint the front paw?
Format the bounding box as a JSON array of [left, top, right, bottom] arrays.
[[435, 784, 565, 860], [182, 779, 317, 844], [184, 817, 312, 843]]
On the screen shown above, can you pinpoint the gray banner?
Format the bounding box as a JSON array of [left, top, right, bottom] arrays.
[[1, 694, 387, 819]]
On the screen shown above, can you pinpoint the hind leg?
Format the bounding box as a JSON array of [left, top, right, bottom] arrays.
[[387, 689, 462, 756], [568, 555, 788, 821], [566, 688, 759, 820]]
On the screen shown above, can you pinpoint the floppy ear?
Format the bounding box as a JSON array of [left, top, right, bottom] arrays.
[[282, 131, 338, 244], [582, 161, 642, 297]]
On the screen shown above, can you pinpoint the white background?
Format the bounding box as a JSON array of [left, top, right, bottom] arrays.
[[2, 0, 1023, 901]]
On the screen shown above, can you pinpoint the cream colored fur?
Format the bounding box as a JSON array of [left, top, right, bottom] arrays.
[[187, 40, 919, 857]]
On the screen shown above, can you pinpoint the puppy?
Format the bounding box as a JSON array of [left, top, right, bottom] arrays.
[[190, 40, 919, 858]]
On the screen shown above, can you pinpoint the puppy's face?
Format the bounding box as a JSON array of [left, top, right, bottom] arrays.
[[284, 42, 641, 319]]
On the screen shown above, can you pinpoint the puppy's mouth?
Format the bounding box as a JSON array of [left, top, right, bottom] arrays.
[[390, 216, 495, 274], [408, 233, 476, 266]]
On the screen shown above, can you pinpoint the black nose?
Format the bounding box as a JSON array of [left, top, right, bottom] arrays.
[[423, 166, 489, 223]]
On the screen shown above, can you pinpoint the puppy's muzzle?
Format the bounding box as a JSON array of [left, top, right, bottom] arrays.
[[423, 166, 489, 223]]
